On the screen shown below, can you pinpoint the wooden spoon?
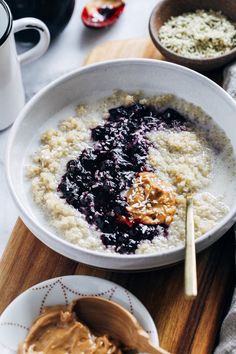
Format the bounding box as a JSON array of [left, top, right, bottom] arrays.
[[185, 195, 197, 298], [81, 0, 125, 29], [73, 296, 170, 354]]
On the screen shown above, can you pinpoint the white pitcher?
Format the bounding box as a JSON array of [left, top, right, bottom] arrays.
[[0, 0, 50, 130]]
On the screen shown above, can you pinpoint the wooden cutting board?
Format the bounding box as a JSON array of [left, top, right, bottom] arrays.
[[0, 39, 235, 354]]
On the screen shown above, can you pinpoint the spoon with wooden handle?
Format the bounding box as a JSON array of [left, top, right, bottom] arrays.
[[185, 195, 197, 298], [73, 296, 170, 354]]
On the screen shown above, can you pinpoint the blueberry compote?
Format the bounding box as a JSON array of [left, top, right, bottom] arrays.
[[58, 104, 188, 254]]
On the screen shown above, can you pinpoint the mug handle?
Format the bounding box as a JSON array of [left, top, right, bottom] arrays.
[[13, 18, 50, 65]]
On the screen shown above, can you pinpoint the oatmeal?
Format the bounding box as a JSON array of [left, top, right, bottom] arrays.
[[27, 92, 235, 254]]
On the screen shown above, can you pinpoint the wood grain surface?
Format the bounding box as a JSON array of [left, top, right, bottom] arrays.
[[0, 38, 235, 354]]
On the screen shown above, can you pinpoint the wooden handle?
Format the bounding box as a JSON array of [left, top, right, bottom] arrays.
[[136, 328, 171, 354], [185, 195, 197, 298], [141, 342, 170, 354]]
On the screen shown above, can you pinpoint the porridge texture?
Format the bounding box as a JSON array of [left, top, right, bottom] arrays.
[[27, 92, 233, 254]]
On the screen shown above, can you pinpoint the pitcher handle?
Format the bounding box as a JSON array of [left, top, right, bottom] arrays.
[[13, 17, 50, 65]]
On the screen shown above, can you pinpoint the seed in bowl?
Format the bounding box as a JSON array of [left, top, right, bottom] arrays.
[[27, 92, 235, 255], [158, 9, 236, 59]]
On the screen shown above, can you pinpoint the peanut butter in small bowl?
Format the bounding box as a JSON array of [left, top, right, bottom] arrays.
[[18, 300, 135, 354]]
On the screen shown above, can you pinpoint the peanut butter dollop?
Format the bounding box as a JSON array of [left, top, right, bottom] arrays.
[[126, 172, 176, 225], [18, 304, 122, 354]]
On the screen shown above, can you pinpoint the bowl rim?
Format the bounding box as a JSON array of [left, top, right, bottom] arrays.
[[6, 58, 236, 261], [149, 0, 236, 63]]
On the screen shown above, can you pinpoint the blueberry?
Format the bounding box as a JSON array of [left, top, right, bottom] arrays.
[[91, 125, 106, 141], [66, 159, 77, 171], [101, 233, 117, 246], [57, 102, 187, 254], [161, 108, 187, 128], [100, 159, 114, 171], [108, 106, 130, 121], [80, 150, 97, 170]]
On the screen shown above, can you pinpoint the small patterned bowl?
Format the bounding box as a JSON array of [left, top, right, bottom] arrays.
[[0, 275, 158, 352]]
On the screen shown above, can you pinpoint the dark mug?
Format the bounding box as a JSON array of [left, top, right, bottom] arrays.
[[5, 0, 75, 43]]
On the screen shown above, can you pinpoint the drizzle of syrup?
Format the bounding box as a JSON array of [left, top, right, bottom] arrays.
[[81, 0, 125, 28]]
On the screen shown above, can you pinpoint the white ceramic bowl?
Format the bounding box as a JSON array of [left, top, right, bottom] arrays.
[[0, 275, 158, 352], [7, 59, 236, 270]]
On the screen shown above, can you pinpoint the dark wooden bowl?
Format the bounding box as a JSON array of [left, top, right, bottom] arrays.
[[149, 0, 236, 71]]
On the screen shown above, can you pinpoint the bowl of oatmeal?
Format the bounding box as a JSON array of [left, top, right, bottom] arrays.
[[6, 59, 236, 270]]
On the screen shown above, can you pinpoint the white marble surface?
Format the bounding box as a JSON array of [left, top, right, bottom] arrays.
[[0, 0, 158, 255]]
